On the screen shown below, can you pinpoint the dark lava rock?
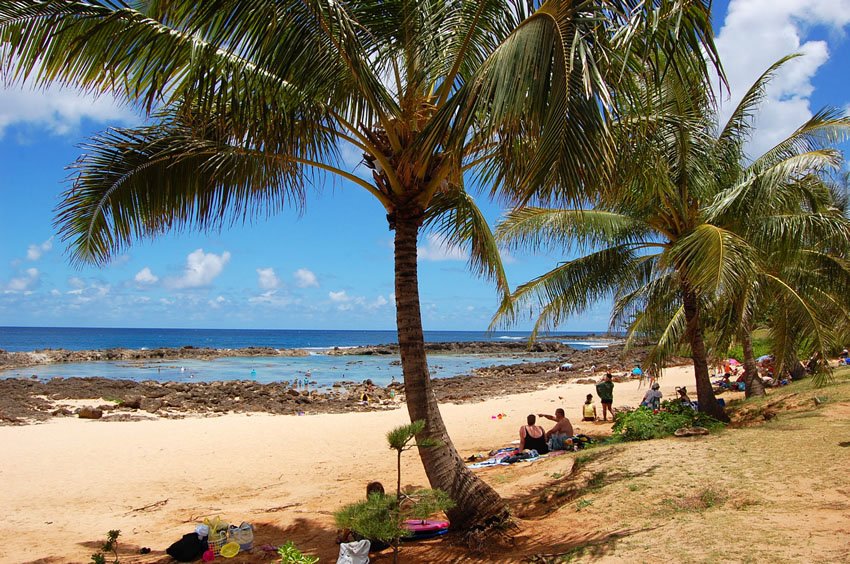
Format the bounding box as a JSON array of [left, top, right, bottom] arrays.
[[78, 406, 103, 419], [140, 398, 163, 413], [120, 396, 142, 409]]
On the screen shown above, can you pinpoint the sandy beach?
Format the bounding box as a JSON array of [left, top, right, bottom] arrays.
[[0, 365, 699, 563]]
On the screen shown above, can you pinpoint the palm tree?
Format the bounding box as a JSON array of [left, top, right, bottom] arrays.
[[494, 56, 850, 421], [706, 59, 850, 395], [0, 0, 718, 527]]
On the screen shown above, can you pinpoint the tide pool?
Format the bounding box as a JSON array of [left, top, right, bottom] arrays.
[[0, 353, 553, 388]]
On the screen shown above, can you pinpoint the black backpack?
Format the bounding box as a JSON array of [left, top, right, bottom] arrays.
[[166, 532, 207, 562]]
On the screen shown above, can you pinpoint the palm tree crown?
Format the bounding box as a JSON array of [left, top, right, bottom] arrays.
[[495, 56, 850, 420]]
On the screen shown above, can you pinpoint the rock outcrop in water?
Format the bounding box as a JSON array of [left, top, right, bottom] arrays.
[[0, 346, 309, 371]]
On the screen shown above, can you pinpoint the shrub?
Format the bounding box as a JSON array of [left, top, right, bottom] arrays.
[[91, 530, 120, 564], [611, 401, 722, 441], [277, 541, 318, 564], [334, 421, 454, 564]]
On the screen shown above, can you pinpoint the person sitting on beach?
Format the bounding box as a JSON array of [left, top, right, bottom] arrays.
[[640, 382, 662, 410], [539, 408, 574, 439], [337, 482, 391, 552], [519, 414, 549, 454], [676, 386, 697, 410], [360, 379, 377, 403], [581, 394, 597, 421], [538, 408, 574, 450]]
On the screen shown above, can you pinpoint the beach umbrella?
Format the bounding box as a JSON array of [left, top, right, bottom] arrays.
[[757, 355, 772, 362], [727, 359, 741, 366]]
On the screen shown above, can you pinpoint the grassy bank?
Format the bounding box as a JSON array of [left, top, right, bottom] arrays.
[[399, 368, 850, 562]]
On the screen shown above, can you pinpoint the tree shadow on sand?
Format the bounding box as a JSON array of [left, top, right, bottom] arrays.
[[24, 518, 338, 564], [506, 449, 660, 520]]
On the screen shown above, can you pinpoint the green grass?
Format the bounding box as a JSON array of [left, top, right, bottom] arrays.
[[575, 498, 593, 511], [725, 335, 772, 363]]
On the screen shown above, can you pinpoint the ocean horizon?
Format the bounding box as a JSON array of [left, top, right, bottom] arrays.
[[0, 326, 615, 353]]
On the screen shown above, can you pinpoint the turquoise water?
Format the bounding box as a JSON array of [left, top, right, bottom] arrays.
[[0, 353, 551, 388], [0, 327, 619, 385]]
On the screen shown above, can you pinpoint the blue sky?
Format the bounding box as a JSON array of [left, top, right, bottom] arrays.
[[1, 0, 849, 331]]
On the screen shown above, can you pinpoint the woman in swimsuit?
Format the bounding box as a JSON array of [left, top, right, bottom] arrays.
[[519, 414, 549, 454]]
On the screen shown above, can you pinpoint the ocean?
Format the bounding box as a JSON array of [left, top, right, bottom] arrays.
[[0, 326, 613, 386]]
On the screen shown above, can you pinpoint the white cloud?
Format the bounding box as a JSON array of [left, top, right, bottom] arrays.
[[5, 267, 39, 292], [0, 59, 137, 139], [372, 295, 388, 308], [26, 237, 53, 261], [257, 267, 281, 290], [209, 295, 226, 308], [134, 267, 159, 285], [168, 249, 231, 289], [329, 290, 350, 302], [294, 268, 319, 288], [68, 277, 86, 289], [714, 0, 850, 157], [248, 290, 296, 307], [418, 234, 467, 262]]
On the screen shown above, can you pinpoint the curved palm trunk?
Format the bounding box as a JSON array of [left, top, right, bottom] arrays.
[[740, 328, 766, 398], [682, 287, 730, 422], [393, 213, 509, 529]]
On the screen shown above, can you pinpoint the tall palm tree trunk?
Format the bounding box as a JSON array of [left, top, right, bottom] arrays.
[[740, 328, 766, 398], [682, 287, 730, 422], [393, 212, 509, 529]]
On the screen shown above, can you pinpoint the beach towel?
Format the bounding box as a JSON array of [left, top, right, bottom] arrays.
[[502, 449, 540, 464], [467, 448, 519, 469], [337, 539, 370, 564]]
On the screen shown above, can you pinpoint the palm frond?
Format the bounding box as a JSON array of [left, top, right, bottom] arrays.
[[496, 207, 651, 254], [665, 224, 758, 296], [424, 188, 510, 298], [715, 54, 799, 151], [55, 119, 313, 265], [491, 244, 639, 337]]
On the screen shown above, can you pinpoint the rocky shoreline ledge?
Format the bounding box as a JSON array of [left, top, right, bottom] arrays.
[[0, 344, 689, 425], [0, 339, 616, 371]]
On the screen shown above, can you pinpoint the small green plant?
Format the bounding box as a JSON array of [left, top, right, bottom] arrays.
[[660, 487, 727, 513], [611, 401, 723, 441], [575, 498, 593, 511], [335, 420, 454, 564], [90, 530, 120, 564], [277, 541, 319, 564]]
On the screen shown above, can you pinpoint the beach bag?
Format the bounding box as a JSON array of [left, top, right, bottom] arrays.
[[166, 532, 207, 562], [337, 539, 370, 564], [208, 529, 228, 557], [573, 434, 592, 449], [228, 522, 254, 551]]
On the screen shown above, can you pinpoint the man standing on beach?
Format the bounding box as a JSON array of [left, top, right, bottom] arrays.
[[596, 373, 615, 422]]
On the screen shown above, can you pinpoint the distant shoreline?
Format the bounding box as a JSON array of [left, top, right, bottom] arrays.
[[0, 339, 624, 372], [0, 343, 664, 425]]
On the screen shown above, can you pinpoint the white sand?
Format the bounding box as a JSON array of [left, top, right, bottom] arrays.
[[0, 365, 697, 562]]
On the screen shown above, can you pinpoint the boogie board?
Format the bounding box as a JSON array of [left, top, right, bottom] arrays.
[[402, 519, 449, 540]]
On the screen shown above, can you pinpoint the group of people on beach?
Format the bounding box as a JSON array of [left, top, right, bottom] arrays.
[[516, 371, 625, 453]]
